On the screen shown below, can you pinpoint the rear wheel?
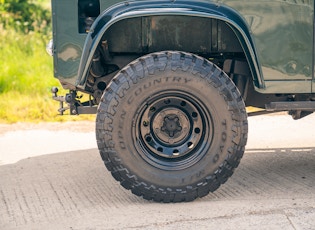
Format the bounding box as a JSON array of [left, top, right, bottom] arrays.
[[96, 51, 248, 202]]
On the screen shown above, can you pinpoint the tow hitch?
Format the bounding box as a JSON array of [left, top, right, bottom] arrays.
[[51, 87, 97, 115]]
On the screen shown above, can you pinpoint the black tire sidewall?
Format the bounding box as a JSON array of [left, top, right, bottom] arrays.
[[108, 67, 236, 188]]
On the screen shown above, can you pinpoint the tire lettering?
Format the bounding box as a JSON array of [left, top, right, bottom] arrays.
[[127, 77, 193, 105], [213, 153, 220, 163], [153, 78, 162, 84], [117, 110, 127, 150], [222, 119, 227, 128], [118, 131, 126, 150], [119, 110, 126, 128], [184, 78, 192, 83], [127, 95, 134, 104], [221, 132, 227, 142], [213, 120, 228, 163], [135, 87, 142, 96], [195, 169, 205, 178], [173, 76, 181, 82], [181, 169, 205, 184], [143, 81, 152, 89]]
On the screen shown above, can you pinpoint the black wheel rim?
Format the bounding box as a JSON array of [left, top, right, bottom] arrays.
[[134, 91, 214, 170]]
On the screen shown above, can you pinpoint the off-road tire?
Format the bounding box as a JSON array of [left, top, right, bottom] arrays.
[[96, 51, 248, 202]]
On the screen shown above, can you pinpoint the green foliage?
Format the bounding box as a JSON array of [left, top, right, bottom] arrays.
[[0, 0, 51, 34], [0, 29, 95, 123], [0, 0, 53, 94], [0, 0, 93, 123], [0, 29, 55, 94], [0, 92, 95, 123]]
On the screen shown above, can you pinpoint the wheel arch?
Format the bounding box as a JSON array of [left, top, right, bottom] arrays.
[[76, 0, 264, 89]]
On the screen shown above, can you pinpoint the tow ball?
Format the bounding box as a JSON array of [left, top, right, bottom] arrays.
[[51, 87, 77, 115]]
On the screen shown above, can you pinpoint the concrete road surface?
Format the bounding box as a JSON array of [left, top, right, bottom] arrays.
[[1, 113, 315, 229]]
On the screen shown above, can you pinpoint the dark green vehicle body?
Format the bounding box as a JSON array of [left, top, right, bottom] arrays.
[[51, 0, 313, 95], [50, 0, 315, 202]]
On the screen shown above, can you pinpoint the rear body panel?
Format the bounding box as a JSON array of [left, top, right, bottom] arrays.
[[51, 0, 314, 93]]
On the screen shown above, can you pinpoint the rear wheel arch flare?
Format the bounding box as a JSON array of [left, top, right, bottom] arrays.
[[77, 1, 263, 89]]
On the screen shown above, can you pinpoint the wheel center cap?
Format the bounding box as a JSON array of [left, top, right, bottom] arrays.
[[153, 108, 190, 145], [161, 115, 182, 137]]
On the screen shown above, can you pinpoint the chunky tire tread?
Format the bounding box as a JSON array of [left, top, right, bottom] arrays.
[[96, 51, 248, 203]]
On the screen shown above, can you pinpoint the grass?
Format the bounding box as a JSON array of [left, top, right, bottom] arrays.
[[0, 92, 95, 123], [0, 0, 96, 123], [0, 29, 54, 94], [0, 26, 94, 123]]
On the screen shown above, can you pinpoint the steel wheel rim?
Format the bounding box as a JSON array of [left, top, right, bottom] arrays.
[[134, 91, 214, 170]]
